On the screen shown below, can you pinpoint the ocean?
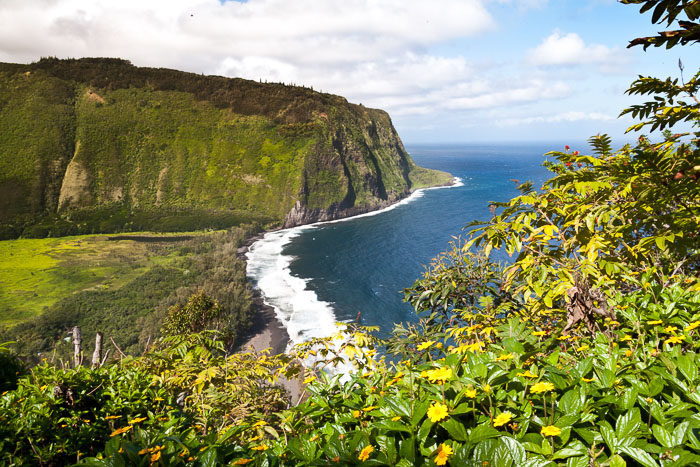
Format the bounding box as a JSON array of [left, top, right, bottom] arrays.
[[246, 143, 565, 348]]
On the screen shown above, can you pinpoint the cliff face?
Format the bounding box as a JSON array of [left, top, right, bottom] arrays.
[[0, 58, 451, 238]]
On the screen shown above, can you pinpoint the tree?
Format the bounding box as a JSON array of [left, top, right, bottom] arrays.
[[450, 1, 700, 335], [162, 292, 228, 338]]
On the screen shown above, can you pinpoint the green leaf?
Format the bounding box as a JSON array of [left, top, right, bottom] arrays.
[[676, 354, 698, 383], [373, 420, 413, 434], [618, 446, 659, 467], [375, 435, 397, 465], [384, 395, 411, 419], [399, 438, 415, 463], [501, 336, 525, 355], [411, 399, 431, 426], [601, 423, 618, 453], [417, 418, 433, 443], [469, 424, 501, 444], [673, 421, 690, 447], [616, 409, 641, 439], [566, 457, 590, 467], [619, 388, 639, 410], [652, 424, 674, 448], [198, 448, 219, 467], [500, 436, 526, 464], [559, 387, 584, 415], [442, 417, 468, 441], [609, 454, 627, 467]]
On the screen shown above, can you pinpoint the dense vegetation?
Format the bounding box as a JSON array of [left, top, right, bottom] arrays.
[[0, 57, 450, 240], [1, 1, 699, 465], [1, 226, 258, 362]]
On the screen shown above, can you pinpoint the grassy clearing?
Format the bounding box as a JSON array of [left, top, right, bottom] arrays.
[[0, 232, 209, 326]]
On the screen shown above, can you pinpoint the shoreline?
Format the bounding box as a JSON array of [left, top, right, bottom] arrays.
[[237, 176, 459, 358], [236, 232, 291, 356]]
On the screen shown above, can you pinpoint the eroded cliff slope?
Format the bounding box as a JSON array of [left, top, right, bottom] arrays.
[[0, 58, 451, 238]]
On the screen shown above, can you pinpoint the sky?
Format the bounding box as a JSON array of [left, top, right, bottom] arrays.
[[0, 0, 697, 144]]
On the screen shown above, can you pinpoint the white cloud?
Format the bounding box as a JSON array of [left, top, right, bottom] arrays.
[[527, 30, 629, 72], [0, 0, 635, 140], [495, 111, 615, 126], [489, 0, 548, 11], [0, 0, 494, 69]]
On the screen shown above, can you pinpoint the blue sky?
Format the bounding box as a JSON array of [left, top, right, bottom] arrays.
[[0, 0, 696, 144]]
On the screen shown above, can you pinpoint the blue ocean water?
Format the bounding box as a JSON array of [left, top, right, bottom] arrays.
[[247, 143, 565, 345]]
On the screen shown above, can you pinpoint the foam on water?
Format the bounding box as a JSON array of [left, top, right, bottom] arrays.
[[245, 178, 462, 352]]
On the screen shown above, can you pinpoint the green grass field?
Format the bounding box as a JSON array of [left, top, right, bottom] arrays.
[[0, 232, 208, 326]]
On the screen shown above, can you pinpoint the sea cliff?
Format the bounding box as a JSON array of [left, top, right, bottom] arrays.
[[0, 57, 452, 239]]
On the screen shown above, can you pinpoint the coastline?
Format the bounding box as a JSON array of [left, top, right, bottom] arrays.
[[237, 176, 458, 358], [236, 233, 292, 355]]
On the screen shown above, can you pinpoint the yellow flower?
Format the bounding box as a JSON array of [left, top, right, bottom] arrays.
[[251, 445, 268, 451], [427, 402, 449, 422], [530, 382, 555, 394], [138, 448, 149, 455], [483, 384, 491, 394], [541, 425, 562, 437], [664, 325, 678, 334], [353, 410, 361, 418], [665, 335, 686, 345], [465, 388, 477, 398], [517, 370, 537, 379], [150, 451, 161, 463], [685, 321, 700, 332], [110, 425, 133, 437], [128, 416, 148, 424], [303, 375, 316, 384], [496, 353, 513, 361], [252, 420, 266, 427], [422, 367, 453, 384], [575, 345, 590, 352], [154, 397, 164, 401], [435, 443, 453, 466], [493, 411, 513, 427], [625, 349, 633, 357], [232, 459, 253, 465], [358, 445, 374, 462], [391, 416, 401, 421], [557, 335, 572, 341], [620, 335, 632, 342], [363, 406, 378, 412], [647, 320, 663, 325], [417, 340, 435, 351], [532, 331, 547, 337], [105, 415, 122, 421]]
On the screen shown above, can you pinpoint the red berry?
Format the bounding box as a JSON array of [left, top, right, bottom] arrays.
[[572, 150, 579, 156], [565, 145, 570, 151], [566, 162, 572, 167], [577, 163, 582, 167]]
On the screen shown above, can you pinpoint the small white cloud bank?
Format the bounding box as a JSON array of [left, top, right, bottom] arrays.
[[496, 111, 615, 126], [527, 30, 630, 73]]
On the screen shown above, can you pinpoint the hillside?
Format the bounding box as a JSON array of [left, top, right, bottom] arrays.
[[0, 57, 451, 239]]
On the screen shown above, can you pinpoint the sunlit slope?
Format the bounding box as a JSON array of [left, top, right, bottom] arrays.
[[0, 58, 451, 239]]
